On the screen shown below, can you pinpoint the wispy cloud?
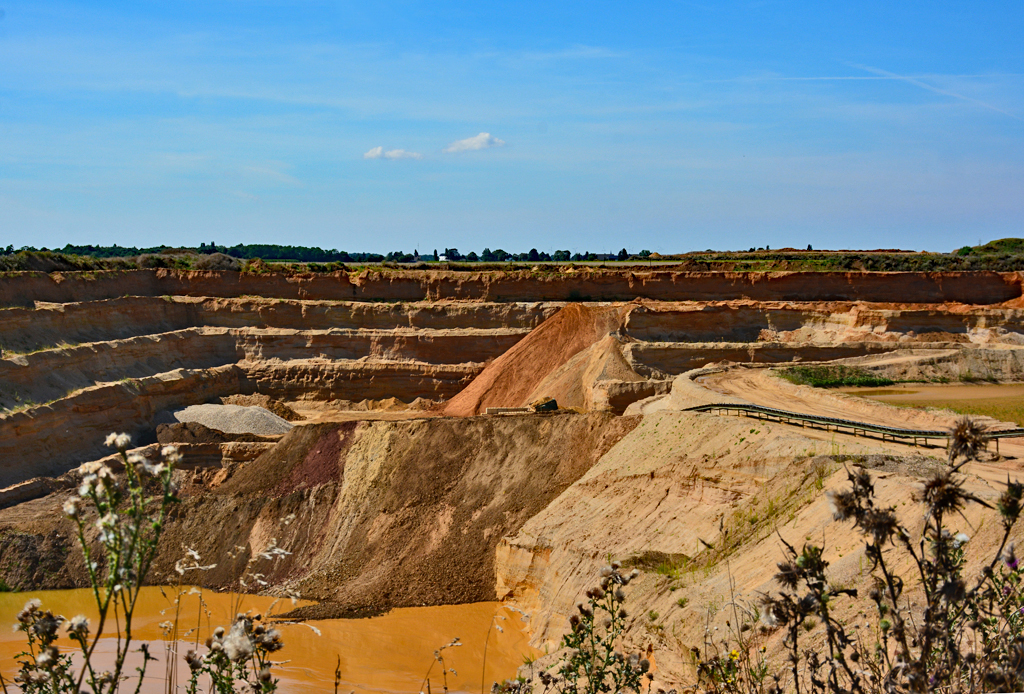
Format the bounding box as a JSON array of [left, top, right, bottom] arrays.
[[443, 132, 505, 153], [241, 163, 301, 185], [520, 45, 624, 61], [364, 146, 422, 160], [848, 63, 1022, 120]]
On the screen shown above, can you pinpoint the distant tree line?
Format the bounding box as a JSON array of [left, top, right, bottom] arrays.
[[0, 243, 386, 263], [0, 244, 651, 263], [4, 241, 1021, 272]]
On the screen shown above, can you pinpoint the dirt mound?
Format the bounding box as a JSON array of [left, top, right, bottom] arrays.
[[443, 303, 632, 416], [221, 394, 302, 421], [524, 334, 645, 410], [167, 404, 294, 435], [144, 413, 641, 618]]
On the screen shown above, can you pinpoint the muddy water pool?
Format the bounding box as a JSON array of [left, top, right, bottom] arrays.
[[0, 588, 537, 693]]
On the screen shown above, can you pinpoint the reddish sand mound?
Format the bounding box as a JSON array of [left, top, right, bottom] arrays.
[[443, 303, 631, 416], [524, 334, 645, 410]]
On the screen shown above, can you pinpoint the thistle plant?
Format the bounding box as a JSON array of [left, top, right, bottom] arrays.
[[690, 416, 1024, 693], [542, 563, 651, 694], [183, 612, 284, 694], [9, 433, 288, 694], [14, 433, 179, 693]]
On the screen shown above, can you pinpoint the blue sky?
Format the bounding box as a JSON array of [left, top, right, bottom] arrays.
[[1, 1, 1022, 254]]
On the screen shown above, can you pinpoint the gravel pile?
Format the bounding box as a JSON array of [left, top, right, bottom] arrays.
[[169, 404, 294, 436]]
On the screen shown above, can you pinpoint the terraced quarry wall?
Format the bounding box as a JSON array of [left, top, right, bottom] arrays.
[[2, 268, 1022, 306], [3, 268, 1024, 688], [4, 272, 1024, 486]]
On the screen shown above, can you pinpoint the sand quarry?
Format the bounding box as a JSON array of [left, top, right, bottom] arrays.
[[2, 267, 1024, 688]]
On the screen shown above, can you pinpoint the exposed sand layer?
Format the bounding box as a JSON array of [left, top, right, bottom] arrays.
[[2, 268, 1022, 306]]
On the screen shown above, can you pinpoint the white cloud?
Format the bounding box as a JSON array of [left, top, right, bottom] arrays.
[[364, 146, 422, 160], [443, 132, 506, 153], [384, 149, 422, 160]]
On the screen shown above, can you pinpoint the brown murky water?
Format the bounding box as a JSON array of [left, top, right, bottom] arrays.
[[0, 588, 537, 693]]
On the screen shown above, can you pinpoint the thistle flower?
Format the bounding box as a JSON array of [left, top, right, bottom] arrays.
[[859, 508, 899, 545], [827, 490, 858, 522], [921, 471, 972, 517], [104, 432, 131, 450], [66, 614, 89, 636], [256, 627, 283, 653], [998, 480, 1024, 525], [222, 620, 254, 662], [62, 498, 80, 518], [775, 560, 801, 589], [185, 649, 203, 671], [1003, 542, 1019, 571], [948, 416, 987, 463], [35, 646, 58, 669]]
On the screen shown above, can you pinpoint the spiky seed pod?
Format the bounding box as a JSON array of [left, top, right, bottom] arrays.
[[948, 416, 987, 463], [999, 482, 1024, 526], [859, 508, 900, 545], [827, 490, 858, 522]]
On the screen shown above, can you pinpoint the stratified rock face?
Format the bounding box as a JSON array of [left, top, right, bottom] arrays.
[[4, 273, 1024, 487], [0, 298, 557, 482], [2, 268, 1022, 305]]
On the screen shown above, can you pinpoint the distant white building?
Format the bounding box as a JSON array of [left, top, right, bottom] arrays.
[[437, 255, 448, 262]]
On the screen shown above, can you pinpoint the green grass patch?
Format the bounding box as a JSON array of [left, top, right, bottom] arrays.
[[779, 364, 895, 388]]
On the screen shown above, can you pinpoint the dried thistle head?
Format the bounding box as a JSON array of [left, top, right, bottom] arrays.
[[998, 480, 1024, 528], [858, 508, 900, 546], [775, 560, 801, 589], [919, 470, 989, 520], [827, 489, 859, 522], [948, 416, 987, 464]]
